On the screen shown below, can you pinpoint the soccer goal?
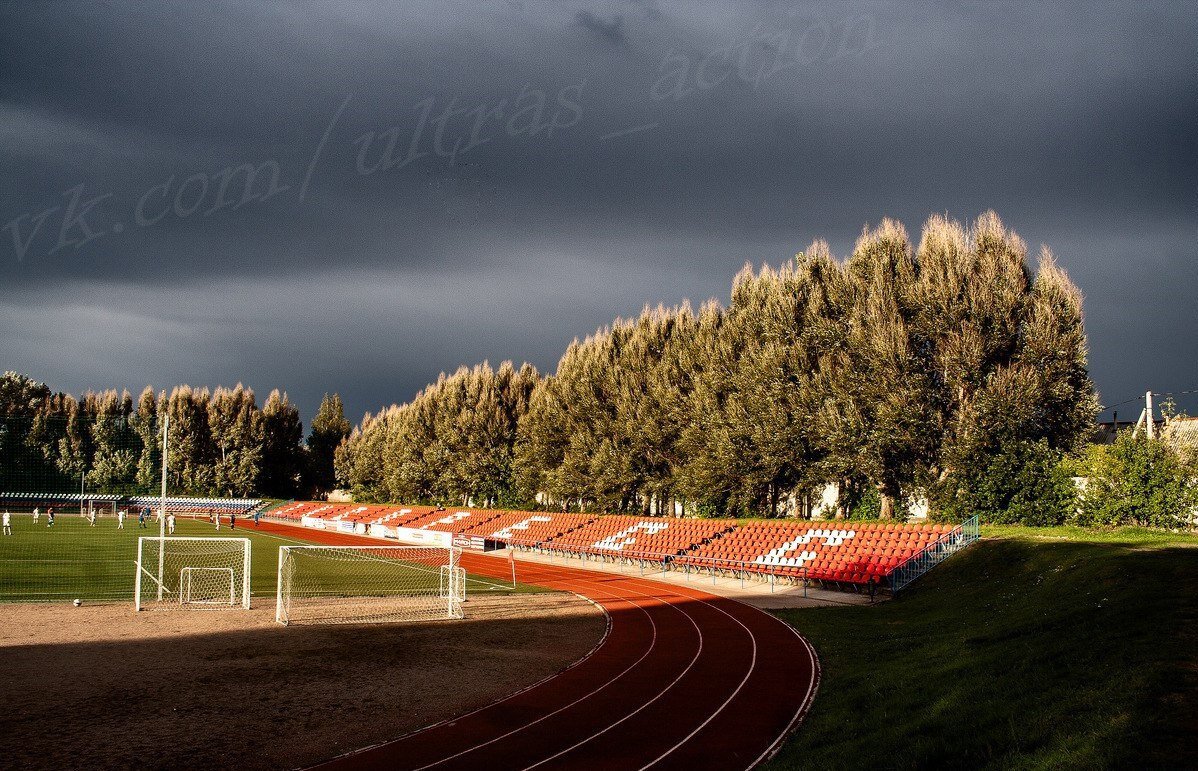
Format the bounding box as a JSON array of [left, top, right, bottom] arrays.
[[135, 537, 251, 611], [276, 545, 464, 626]]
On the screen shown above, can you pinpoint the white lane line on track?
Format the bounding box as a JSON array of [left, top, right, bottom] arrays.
[[397, 556, 784, 771], [749, 617, 821, 769], [535, 572, 762, 771], [492, 562, 764, 771], [488, 561, 776, 771], [637, 593, 759, 769], [312, 579, 617, 767], [269, 529, 674, 771], [411, 561, 681, 770], [520, 583, 706, 769], [618, 582, 818, 771], [277, 528, 814, 771]]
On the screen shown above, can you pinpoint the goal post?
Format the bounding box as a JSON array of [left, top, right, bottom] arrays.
[[135, 537, 251, 611], [276, 545, 464, 626], [439, 564, 466, 603], [180, 567, 236, 606]]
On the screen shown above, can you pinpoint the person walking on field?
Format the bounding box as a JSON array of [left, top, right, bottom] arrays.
[[214, 512, 220, 531], [3, 510, 12, 536], [88, 508, 97, 527], [167, 513, 176, 535], [254, 510, 260, 527], [137, 509, 147, 529], [230, 513, 236, 530], [47, 508, 55, 528], [32, 507, 40, 524], [117, 509, 125, 529]]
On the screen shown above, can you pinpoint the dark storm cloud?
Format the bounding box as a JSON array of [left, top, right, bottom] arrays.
[[1, 0, 1196, 421], [574, 10, 626, 44]]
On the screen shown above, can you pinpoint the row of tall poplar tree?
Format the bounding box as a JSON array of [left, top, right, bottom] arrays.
[[0, 374, 351, 499], [335, 213, 1098, 519]]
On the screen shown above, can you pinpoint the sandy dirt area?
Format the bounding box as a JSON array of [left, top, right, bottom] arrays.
[[0, 593, 606, 770]]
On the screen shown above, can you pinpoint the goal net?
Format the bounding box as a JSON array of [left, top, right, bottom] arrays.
[[276, 545, 464, 626], [135, 537, 251, 610]]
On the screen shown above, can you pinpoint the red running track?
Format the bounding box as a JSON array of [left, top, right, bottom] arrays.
[[253, 520, 820, 771]]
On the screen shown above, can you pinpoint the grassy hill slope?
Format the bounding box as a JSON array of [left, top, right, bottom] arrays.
[[770, 527, 1198, 769]]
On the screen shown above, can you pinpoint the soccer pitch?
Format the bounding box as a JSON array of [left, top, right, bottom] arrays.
[[0, 514, 531, 603]]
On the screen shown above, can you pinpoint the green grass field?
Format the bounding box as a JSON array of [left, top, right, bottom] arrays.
[[0, 514, 538, 603], [769, 526, 1198, 769]]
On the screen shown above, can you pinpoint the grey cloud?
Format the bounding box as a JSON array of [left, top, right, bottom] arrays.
[[574, 10, 626, 43], [1, 0, 1196, 421]]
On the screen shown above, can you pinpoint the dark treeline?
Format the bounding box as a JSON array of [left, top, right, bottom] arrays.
[[336, 212, 1098, 519], [0, 375, 350, 499]]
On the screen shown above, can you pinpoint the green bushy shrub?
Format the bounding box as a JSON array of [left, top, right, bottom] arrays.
[[846, 485, 882, 520], [1074, 433, 1197, 528], [931, 439, 1076, 525]]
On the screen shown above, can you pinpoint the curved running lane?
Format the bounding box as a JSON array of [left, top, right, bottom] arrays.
[[254, 521, 820, 770]]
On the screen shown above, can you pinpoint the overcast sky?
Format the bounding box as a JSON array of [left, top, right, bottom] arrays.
[[2, 1, 1196, 425]]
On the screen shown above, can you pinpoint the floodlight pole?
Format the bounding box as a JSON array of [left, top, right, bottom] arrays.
[[1145, 390, 1154, 440], [157, 415, 168, 601]]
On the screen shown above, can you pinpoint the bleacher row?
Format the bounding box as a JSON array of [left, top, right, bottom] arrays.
[[0, 492, 263, 515], [270, 502, 960, 587]]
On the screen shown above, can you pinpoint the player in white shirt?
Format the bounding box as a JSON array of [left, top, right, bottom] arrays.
[[167, 513, 176, 534], [89, 509, 97, 527], [3, 510, 11, 536], [32, 507, 40, 524], [117, 509, 125, 529]]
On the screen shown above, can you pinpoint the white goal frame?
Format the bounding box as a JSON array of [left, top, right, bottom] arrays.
[[275, 544, 463, 626], [439, 564, 466, 603], [135, 537, 251, 611], [180, 566, 237, 606]]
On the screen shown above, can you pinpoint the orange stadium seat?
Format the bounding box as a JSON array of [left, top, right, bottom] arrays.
[[280, 499, 951, 591]]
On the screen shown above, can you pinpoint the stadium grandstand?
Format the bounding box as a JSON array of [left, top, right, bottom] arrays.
[[675, 521, 955, 585], [0, 492, 262, 516], [401, 508, 501, 532], [262, 502, 979, 593], [271, 502, 436, 529], [461, 511, 595, 548], [538, 515, 735, 559]]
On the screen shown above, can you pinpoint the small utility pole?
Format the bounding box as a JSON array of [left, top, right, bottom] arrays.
[[1146, 390, 1154, 440]]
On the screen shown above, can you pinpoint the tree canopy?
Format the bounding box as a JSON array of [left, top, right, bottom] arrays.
[[1, 212, 1098, 516], [337, 211, 1098, 517], [0, 373, 305, 498]]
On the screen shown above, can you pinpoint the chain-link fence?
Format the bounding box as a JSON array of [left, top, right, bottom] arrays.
[[0, 414, 267, 602], [0, 414, 157, 498]]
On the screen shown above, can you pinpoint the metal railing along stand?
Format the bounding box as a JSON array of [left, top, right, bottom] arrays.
[[888, 515, 979, 594]]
